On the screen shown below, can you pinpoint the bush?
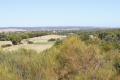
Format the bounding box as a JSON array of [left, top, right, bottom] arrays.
[[8, 34, 22, 45], [27, 40, 34, 44], [54, 39, 63, 46], [1, 44, 12, 48], [48, 38, 56, 42], [20, 34, 29, 39]]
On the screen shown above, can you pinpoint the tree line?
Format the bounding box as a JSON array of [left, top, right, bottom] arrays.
[[0, 32, 49, 45]]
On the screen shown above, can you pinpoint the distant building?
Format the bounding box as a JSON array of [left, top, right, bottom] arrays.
[[89, 35, 97, 39]]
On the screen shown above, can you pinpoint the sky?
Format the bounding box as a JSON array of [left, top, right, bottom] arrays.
[[0, 0, 120, 27]]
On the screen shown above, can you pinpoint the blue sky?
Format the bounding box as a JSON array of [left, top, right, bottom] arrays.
[[0, 0, 120, 27]]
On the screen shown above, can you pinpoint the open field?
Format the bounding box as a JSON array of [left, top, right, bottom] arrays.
[[3, 44, 54, 52], [0, 41, 12, 46], [0, 35, 66, 52], [22, 34, 66, 43]]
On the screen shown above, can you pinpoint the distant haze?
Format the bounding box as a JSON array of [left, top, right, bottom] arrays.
[[0, 28, 26, 33], [0, 27, 114, 33]]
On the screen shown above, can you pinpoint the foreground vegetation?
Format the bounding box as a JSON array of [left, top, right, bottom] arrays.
[[0, 36, 119, 80], [0, 29, 120, 80]]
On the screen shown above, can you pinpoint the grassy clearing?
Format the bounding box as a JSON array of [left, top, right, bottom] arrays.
[[24, 34, 66, 43], [1, 35, 66, 52], [34, 41, 55, 45], [0, 41, 12, 46], [3, 44, 54, 53]]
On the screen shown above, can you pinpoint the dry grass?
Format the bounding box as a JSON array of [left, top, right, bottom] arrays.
[[1, 35, 66, 52], [0, 35, 119, 80], [23, 34, 66, 43], [3, 44, 53, 53], [0, 41, 12, 45], [0, 41, 12, 48]]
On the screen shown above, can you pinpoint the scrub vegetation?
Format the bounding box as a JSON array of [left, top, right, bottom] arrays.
[[0, 29, 120, 80]]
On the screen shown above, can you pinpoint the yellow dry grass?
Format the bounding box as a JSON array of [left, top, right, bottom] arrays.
[[1, 35, 66, 52], [3, 44, 53, 53], [23, 34, 66, 43], [0, 41, 12, 47]]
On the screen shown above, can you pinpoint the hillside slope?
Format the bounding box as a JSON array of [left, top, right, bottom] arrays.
[[0, 36, 119, 80]]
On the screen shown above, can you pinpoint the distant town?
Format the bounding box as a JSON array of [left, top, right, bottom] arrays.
[[0, 26, 115, 33]]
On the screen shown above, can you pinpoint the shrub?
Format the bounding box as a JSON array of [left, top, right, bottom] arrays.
[[8, 34, 22, 45], [48, 38, 56, 42], [54, 39, 63, 46], [27, 40, 34, 44], [101, 42, 113, 52], [1, 44, 12, 48]]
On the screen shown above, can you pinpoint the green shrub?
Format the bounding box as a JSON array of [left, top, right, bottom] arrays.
[[8, 34, 22, 45], [54, 39, 63, 46]]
